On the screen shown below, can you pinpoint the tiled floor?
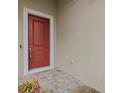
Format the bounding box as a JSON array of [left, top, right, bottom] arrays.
[[19, 68, 99, 93]]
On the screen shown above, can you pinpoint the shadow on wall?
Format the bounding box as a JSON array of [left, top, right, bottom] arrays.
[[60, 0, 79, 10], [59, 0, 98, 11]]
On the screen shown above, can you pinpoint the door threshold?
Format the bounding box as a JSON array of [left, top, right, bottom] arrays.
[[29, 66, 54, 74]]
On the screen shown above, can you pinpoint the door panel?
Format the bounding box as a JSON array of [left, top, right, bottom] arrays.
[[28, 14, 50, 70], [33, 21, 45, 45]]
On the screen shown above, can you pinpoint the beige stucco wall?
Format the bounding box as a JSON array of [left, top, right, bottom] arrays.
[[18, 0, 57, 76], [56, 0, 105, 92]]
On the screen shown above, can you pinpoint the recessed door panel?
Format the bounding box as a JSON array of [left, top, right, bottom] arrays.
[[33, 21, 45, 46]]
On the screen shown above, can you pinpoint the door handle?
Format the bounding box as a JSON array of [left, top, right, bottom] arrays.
[[29, 48, 32, 59]]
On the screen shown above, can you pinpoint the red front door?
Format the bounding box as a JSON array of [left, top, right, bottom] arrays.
[[28, 14, 50, 70]]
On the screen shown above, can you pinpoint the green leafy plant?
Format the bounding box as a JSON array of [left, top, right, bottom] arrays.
[[18, 79, 41, 93]]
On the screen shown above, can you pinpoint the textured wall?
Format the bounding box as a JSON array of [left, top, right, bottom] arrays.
[[56, 0, 105, 92], [18, 0, 57, 76]]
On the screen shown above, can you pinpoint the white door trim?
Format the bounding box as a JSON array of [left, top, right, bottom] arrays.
[[23, 7, 54, 75]]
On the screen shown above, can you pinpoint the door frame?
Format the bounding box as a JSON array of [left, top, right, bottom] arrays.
[[23, 7, 54, 75]]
